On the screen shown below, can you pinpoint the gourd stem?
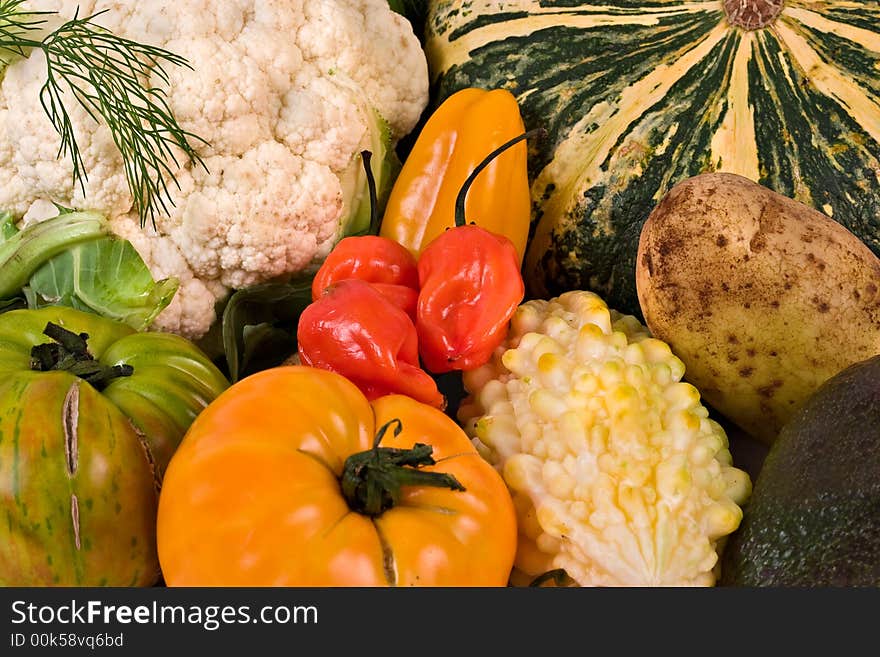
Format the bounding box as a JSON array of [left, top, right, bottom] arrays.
[[341, 418, 466, 517], [453, 127, 545, 228], [30, 322, 133, 389], [723, 0, 784, 30]]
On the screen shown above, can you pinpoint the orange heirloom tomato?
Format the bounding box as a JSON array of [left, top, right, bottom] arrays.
[[156, 366, 517, 586]]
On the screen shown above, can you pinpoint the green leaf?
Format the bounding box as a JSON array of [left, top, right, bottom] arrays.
[[0, 210, 108, 298], [26, 236, 179, 331], [0, 211, 23, 312], [0, 210, 17, 241], [0, 296, 25, 314], [239, 323, 299, 377], [221, 279, 314, 383]]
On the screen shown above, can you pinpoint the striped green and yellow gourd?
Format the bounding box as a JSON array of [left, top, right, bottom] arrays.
[[426, 0, 880, 316]]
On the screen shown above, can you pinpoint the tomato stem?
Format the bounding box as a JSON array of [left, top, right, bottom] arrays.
[[30, 322, 133, 389], [341, 418, 466, 517], [453, 127, 545, 228]]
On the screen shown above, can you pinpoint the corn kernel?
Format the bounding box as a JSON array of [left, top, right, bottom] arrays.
[[561, 409, 589, 450], [618, 484, 650, 526], [576, 324, 607, 360], [503, 454, 538, 492], [570, 501, 589, 520], [724, 467, 752, 504], [707, 419, 729, 446], [533, 335, 564, 360], [585, 309, 612, 335], [538, 352, 568, 388], [696, 548, 719, 575], [511, 306, 541, 335], [692, 405, 709, 419], [702, 431, 724, 455], [651, 362, 672, 386], [687, 467, 710, 491], [607, 384, 639, 417], [667, 382, 701, 409], [591, 424, 609, 453], [656, 458, 691, 500], [472, 416, 493, 442], [640, 338, 673, 363], [573, 371, 599, 395], [599, 360, 624, 386], [715, 447, 733, 466], [573, 481, 592, 502], [532, 439, 548, 459], [476, 378, 507, 407], [537, 503, 568, 536], [707, 471, 727, 499], [668, 410, 701, 437], [536, 533, 561, 555], [529, 389, 567, 420], [547, 471, 575, 500], [543, 315, 574, 342], [547, 439, 566, 461], [502, 348, 529, 375], [563, 390, 589, 414], [690, 443, 715, 467], [623, 463, 651, 488], [609, 331, 629, 351], [704, 499, 743, 539], [597, 452, 616, 474], [624, 364, 647, 390]]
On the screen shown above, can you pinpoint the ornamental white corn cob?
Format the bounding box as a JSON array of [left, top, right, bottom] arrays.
[[458, 291, 752, 586]]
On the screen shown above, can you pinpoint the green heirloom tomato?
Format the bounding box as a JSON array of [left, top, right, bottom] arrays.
[[0, 307, 229, 586]]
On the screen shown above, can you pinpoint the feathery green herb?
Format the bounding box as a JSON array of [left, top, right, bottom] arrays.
[[0, 0, 208, 229]]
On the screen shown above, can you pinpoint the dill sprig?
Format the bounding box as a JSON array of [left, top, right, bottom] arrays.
[[0, 0, 208, 229]]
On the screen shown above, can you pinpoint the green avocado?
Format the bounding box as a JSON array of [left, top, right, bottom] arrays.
[[720, 355, 880, 586]]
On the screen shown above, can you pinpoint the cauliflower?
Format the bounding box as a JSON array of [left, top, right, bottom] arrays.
[[0, 0, 429, 338], [458, 291, 752, 587]]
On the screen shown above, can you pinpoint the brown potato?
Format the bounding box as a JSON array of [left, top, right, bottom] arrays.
[[636, 172, 880, 444]]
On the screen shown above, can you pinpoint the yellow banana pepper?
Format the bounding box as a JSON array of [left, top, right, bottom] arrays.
[[379, 87, 531, 264]]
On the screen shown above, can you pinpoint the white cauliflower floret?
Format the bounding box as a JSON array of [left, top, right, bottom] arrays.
[[458, 291, 752, 587], [0, 0, 429, 338]]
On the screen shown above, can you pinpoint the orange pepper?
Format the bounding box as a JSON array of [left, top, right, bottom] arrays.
[[379, 88, 531, 264]]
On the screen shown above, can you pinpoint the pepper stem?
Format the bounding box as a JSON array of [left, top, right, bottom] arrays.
[[341, 418, 466, 517], [360, 150, 380, 236], [30, 322, 134, 390], [453, 127, 546, 228]]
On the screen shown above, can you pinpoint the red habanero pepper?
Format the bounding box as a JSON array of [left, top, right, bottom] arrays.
[[311, 151, 420, 319], [311, 235, 419, 319], [416, 131, 541, 374], [298, 278, 444, 409]]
